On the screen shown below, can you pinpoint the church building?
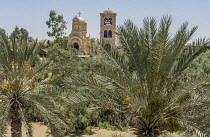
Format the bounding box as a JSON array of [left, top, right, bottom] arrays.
[[68, 12, 91, 54], [68, 9, 117, 54]]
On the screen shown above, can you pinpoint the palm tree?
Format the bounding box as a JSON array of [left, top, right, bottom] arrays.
[[69, 16, 210, 136], [0, 30, 71, 137]]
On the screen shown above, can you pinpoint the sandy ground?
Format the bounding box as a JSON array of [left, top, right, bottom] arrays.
[[72, 128, 137, 137], [6, 123, 137, 137], [5, 123, 184, 137], [6, 123, 51, 137]]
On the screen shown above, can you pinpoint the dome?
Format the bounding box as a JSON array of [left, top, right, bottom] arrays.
[[78, 17, 86, 23], [73, 17, 86, 23], [103, 9, 113, 14]]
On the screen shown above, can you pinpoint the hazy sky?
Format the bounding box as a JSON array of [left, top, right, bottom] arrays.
[[0, 0, 209, 41]]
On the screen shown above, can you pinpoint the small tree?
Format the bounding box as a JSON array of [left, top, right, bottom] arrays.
[[10, 26, 33, 42], [46, 10, 67, 41]]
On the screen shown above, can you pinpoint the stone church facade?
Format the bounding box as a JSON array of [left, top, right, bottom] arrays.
[[68, 13, 91, 54], [68, 9, 117, 54]]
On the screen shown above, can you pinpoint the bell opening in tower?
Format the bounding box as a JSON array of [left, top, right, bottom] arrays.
[[74, 42, 79, 50], [104, 18, 112, 25]]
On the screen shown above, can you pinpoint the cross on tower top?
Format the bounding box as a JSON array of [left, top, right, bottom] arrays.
[[77, 11, 82, 17]]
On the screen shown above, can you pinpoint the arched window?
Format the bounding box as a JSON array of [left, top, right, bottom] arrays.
[[104, 30, 108, 38], [109, 18, 112, 25], [104, 18, 108, 25], [108, 30, 112, 38], [74, 42, 79, 50]]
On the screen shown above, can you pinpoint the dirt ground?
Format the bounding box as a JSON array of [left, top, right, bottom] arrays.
[[6, 123, 136, 137], [6, 123, 51, 137], [6, 123, 184, 137]]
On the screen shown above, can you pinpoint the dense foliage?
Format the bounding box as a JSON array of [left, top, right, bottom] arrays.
[[68, 16, 210, 137], [0, 14, 210, 137], [0, 28, 71, 137]]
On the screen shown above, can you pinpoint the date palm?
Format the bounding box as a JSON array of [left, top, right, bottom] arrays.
[[70, 16, 210, 136], [0, 31, 71, 137]]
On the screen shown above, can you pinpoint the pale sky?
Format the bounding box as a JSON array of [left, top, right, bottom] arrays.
[[0, 0, 209, 41]]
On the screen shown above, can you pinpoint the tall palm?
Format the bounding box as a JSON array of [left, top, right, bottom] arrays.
[[70, 16, 210, 136], [0, 31, 70, 137]]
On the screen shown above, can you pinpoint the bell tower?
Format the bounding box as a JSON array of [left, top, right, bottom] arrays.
[[100, 9, 117, 48]]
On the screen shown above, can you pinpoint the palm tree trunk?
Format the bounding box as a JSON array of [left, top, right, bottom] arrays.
[[10, 107, 22, 137]]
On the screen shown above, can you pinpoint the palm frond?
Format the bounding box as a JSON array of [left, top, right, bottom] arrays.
[[171, 38, 210, 78], [23, 94, 72, 136]]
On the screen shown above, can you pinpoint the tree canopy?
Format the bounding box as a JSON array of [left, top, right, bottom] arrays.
[[46, 10, 67, 40]]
